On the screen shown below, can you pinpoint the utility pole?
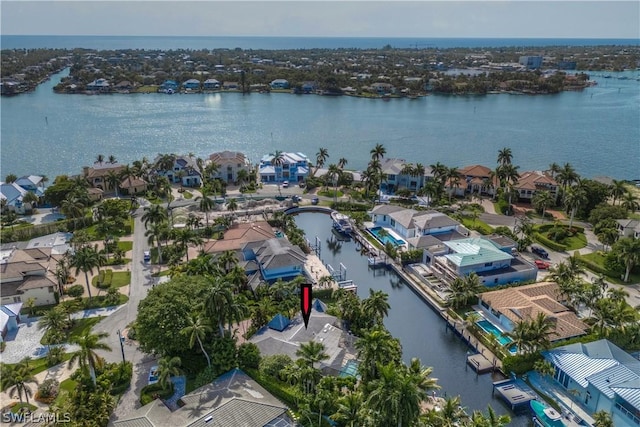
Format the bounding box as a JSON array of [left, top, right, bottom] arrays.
[[117, 329, 126, 363]]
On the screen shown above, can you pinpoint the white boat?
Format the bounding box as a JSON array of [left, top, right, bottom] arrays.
[[331, 211, 353, 234]]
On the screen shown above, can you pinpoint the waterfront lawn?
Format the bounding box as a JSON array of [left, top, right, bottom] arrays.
[[136, 85, 158, 93]]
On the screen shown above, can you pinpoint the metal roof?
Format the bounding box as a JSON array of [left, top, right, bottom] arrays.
[[444, 238, 513, 267], [544, 351, 618, 388], [586, 364, 639, 398]]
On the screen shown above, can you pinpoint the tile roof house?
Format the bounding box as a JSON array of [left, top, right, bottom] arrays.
[[208, 151, 252, 184], [515, 171, 559, 202], [616, 219, 640, 239], [249, 301, 356, 376], [113, 368, 294, 427], [455, 164, 496, 197], [259, 152, 310, 184], [154, 155, 202, 188], [82, 162, 125, 193], [203, 221, 274, 254], [0, 247, 58, 307], [119, 176, 148, 195], [478, 282, 588, 342], [542, 339, 640, 427]]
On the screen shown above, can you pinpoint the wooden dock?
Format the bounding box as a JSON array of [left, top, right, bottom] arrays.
[[467, 353, 494, 373]]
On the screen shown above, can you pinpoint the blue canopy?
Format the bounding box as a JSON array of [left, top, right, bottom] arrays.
[[268, 313, 290, 332], [312, 299, 327, 313]]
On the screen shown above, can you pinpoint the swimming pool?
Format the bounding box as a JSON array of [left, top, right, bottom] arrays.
[[339, 360, 360, 378], [368, 227, 406, 246], [477, 319, 517, 354]]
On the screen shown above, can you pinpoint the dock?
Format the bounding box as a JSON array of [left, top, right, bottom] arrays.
[[492, 378, 537, 411], [467, 353, 494, 373]]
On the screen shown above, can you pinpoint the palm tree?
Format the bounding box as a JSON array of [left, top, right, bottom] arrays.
[[38, 307, 68, 347], [315, 147, 329, 175], [593, 410, 614, 427], [532, 190, 554, 222], [205, 275, 236, 336], [363, 289, 390, 326], [563, 185, 587, 228], [196, 190, 215, 227], [615, 237, 640, 282], [70, 245, 101, 300], [172, 228, 202, 261], [155, 153, 176, 174], [217, 250, 238, 273], [621, 192, 640, 213], [296, 340, 329, 369], [68, 330, 112, 386], [1, 360, 37, 405], [355, 326, 402, 383], [142, 204, 168, 228], [95, 154, 105, 165], [326, 164, 341, 202], [609, 179, 628, 205], [180, 312, 212, 368], [226, 198, 238, 213], [22, 191, 39, 209], [527, 313, 555, 352], [331, 391, 363, 427], [446, 167, 461, 202], [370, 143, 386, 162], [157, 356, 182, 391], [105, 170, 121, 197], [496, 147, 513, 167], [547, 162, 561, 179], [557, 163, 579, 192], [470, 406, 511, 427], [338, 157, 348, 170], [145, 221, 169, 265], [498, 163, 520, 208]]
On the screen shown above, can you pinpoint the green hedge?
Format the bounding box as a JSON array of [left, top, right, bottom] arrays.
[[533, 232, 566, 252], [576, 256, 609, 275], [501, 353, 542, 376], [245, 368, 299, 410], [331, 201, 371, 212], [140, 382, 174, 406]]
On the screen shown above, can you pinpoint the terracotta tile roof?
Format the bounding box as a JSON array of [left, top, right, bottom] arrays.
[[204, 221, 274, 253], [479, 282, 588, 341], [85, 164, 124, 178], [119, 177, 147, 188], [515, 171, 558, 191], [458, 164, 492, 178]]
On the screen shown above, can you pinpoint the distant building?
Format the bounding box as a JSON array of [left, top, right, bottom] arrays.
[[0, 303, 22, 343], [82, 162, 125, 193], [270, 78, 290, 89], [379, 158, 428, 194], [241, 238, 307, 290], [208, 151, 252, 184], [203, 78, 220, 90], [519, 55, 543, 69], [86, 78, 110, 92], [557, 60, 577, 70], [258, 152, 309, 184], [181, 78, 200, 90]]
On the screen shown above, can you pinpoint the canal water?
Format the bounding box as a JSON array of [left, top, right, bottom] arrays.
[[294, 212, 529, 425]]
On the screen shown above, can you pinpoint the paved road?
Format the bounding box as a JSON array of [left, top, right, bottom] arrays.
[[94, 207, 158, 422]]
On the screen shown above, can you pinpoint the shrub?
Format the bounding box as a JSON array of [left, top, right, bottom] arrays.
[[501, 353, 542, 375], [67, 285, 84, 298], [98, 362, 132, 395], [140, 382, 174, 405], [35, 378, 59, 403], [533, 232, 566, 252], [237, 343, 261, 370], [46, 346, 66, 367], [259, 354, 293, 380]]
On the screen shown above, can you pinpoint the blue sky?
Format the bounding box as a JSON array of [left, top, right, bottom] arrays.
[[1, 1, 638, 38]]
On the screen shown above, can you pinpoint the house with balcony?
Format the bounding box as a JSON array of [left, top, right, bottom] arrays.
[[258, 152, 310, 184], [15, 175, 45, 197], [455, 164, 495, 197], [208, 151, 252, 184], [241, 238, 307, 290], [86, 78, 110, 92], [616, 219, 640, 239], [541, 339, 640, 427], [515, 171, 559, 202], [181, 78, 200, 90], [270, 78, 290, 89], [82, 163, 125, 193], [431, 236, 537, 286], [380, 158, 428, 194], [0, 247, 58, 307], [154, 155, 202, 188], [203, 78, 220, 90]]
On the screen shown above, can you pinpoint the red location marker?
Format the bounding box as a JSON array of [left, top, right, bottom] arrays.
[[301, 283, 312, 329]]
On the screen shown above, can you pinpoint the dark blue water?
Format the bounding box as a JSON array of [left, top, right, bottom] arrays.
[[294, 213, 529, 426], [2, 35, 638, 50], [1, 67, 638, 181]]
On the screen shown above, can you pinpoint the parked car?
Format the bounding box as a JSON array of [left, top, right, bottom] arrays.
[[282, 181, 289, 188], [534, 259, 551, 269], [148, 366, 159, 385], [531, 246, 549, 259], [311, 197, 319, 205], [143, 251, 151, 262], [292, 195, 302, 202]]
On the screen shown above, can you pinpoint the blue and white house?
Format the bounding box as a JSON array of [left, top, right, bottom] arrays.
[[15, 175, 45, 197], [182, 79, 200, 90], [270, 79, 290, 89], [379, 158, 429, 194], [0, 303, 22, 342], [542, 339, 640, 427], [259, 152, 310, 184], [203, 78, 220, 90], [0, 182, 28, 213], [159, 80, 178, 92]]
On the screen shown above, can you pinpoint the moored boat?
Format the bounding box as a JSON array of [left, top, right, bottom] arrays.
[[331, 211, 353, 234], [530, 400, 565, 427]]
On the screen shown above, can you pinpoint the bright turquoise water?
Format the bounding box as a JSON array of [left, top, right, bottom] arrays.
[[477, 320, 512, 346], [1, 68, 638, 181], [369, 226, 406, 246]]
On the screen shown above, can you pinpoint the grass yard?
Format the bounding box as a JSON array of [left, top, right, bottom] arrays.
[[561, 232, 588, 251], [9, 402, 37, 413], [2, 355, 73, 383], [117, 241, 133, 252], [53, 378, 77, 408], [318, 189, 344, 198], [40, 316, 104, 345], [458, 216, 494, 235], [182, 191, 193, 199], [136, 85, 158, 93], [92, 270, 131, 288], [580, 252, 640, 285]]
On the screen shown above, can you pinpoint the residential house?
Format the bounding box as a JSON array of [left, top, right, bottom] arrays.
[[154, 155, 202, 188], [159, 80, 178, 92], [478, 282, 588, 342], [241, 238, 307, 290], [370, 82, 396, 94], [0, 182, 28, 213], [86, 78, 110, 92], [456, 164, 495, 197], [0, 303, 22, 343], [181, 78, 200, 91], [259, 152, 310, 184], [203, 78, 220, 90], [369, 205, 462, 240], [270, 78, 290, 89], [223, 81, 239, 90], [542, 339, 640, 427], [301, 81, 318, 93], [14, 175, 45, 197], [113, 368, 294, 427], [515, 171, 559, 202], [380, 158, 427, 194], [0, 247, 58, 307], [114, 80, 133, 91], [82, 163, 125, 193], [431, 236, 538, 286], [250, 302, 357, 376], [119, 176, 148, 195], [616, 219, 640, 239], [203, 221, 275, 254], [208, 151, 252, 184]]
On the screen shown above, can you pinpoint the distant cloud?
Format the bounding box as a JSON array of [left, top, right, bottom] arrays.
[[1, 1, 638, 38]]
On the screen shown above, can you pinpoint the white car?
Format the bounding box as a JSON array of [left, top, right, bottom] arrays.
[[282, 181, 289, 188], [143, 251, 151, 262]]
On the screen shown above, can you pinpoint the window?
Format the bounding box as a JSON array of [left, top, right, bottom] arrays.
[[484, 262, 493, 267], [13, 296, 21, 303], [390, 219, 396, 226]]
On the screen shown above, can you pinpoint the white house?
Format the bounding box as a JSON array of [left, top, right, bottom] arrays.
[[208, 151, 252, 184], [542, 339, 640, 427], [258, 152, 310, 184], [154, 155, 202, 188], [369, 205, 461, 240], [0, 182, 28, 213], [616, 219, 640, 239]]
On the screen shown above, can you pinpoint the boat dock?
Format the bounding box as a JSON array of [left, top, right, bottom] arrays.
[[492, 378, 537, 412], [467, 353, 494, 374]]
